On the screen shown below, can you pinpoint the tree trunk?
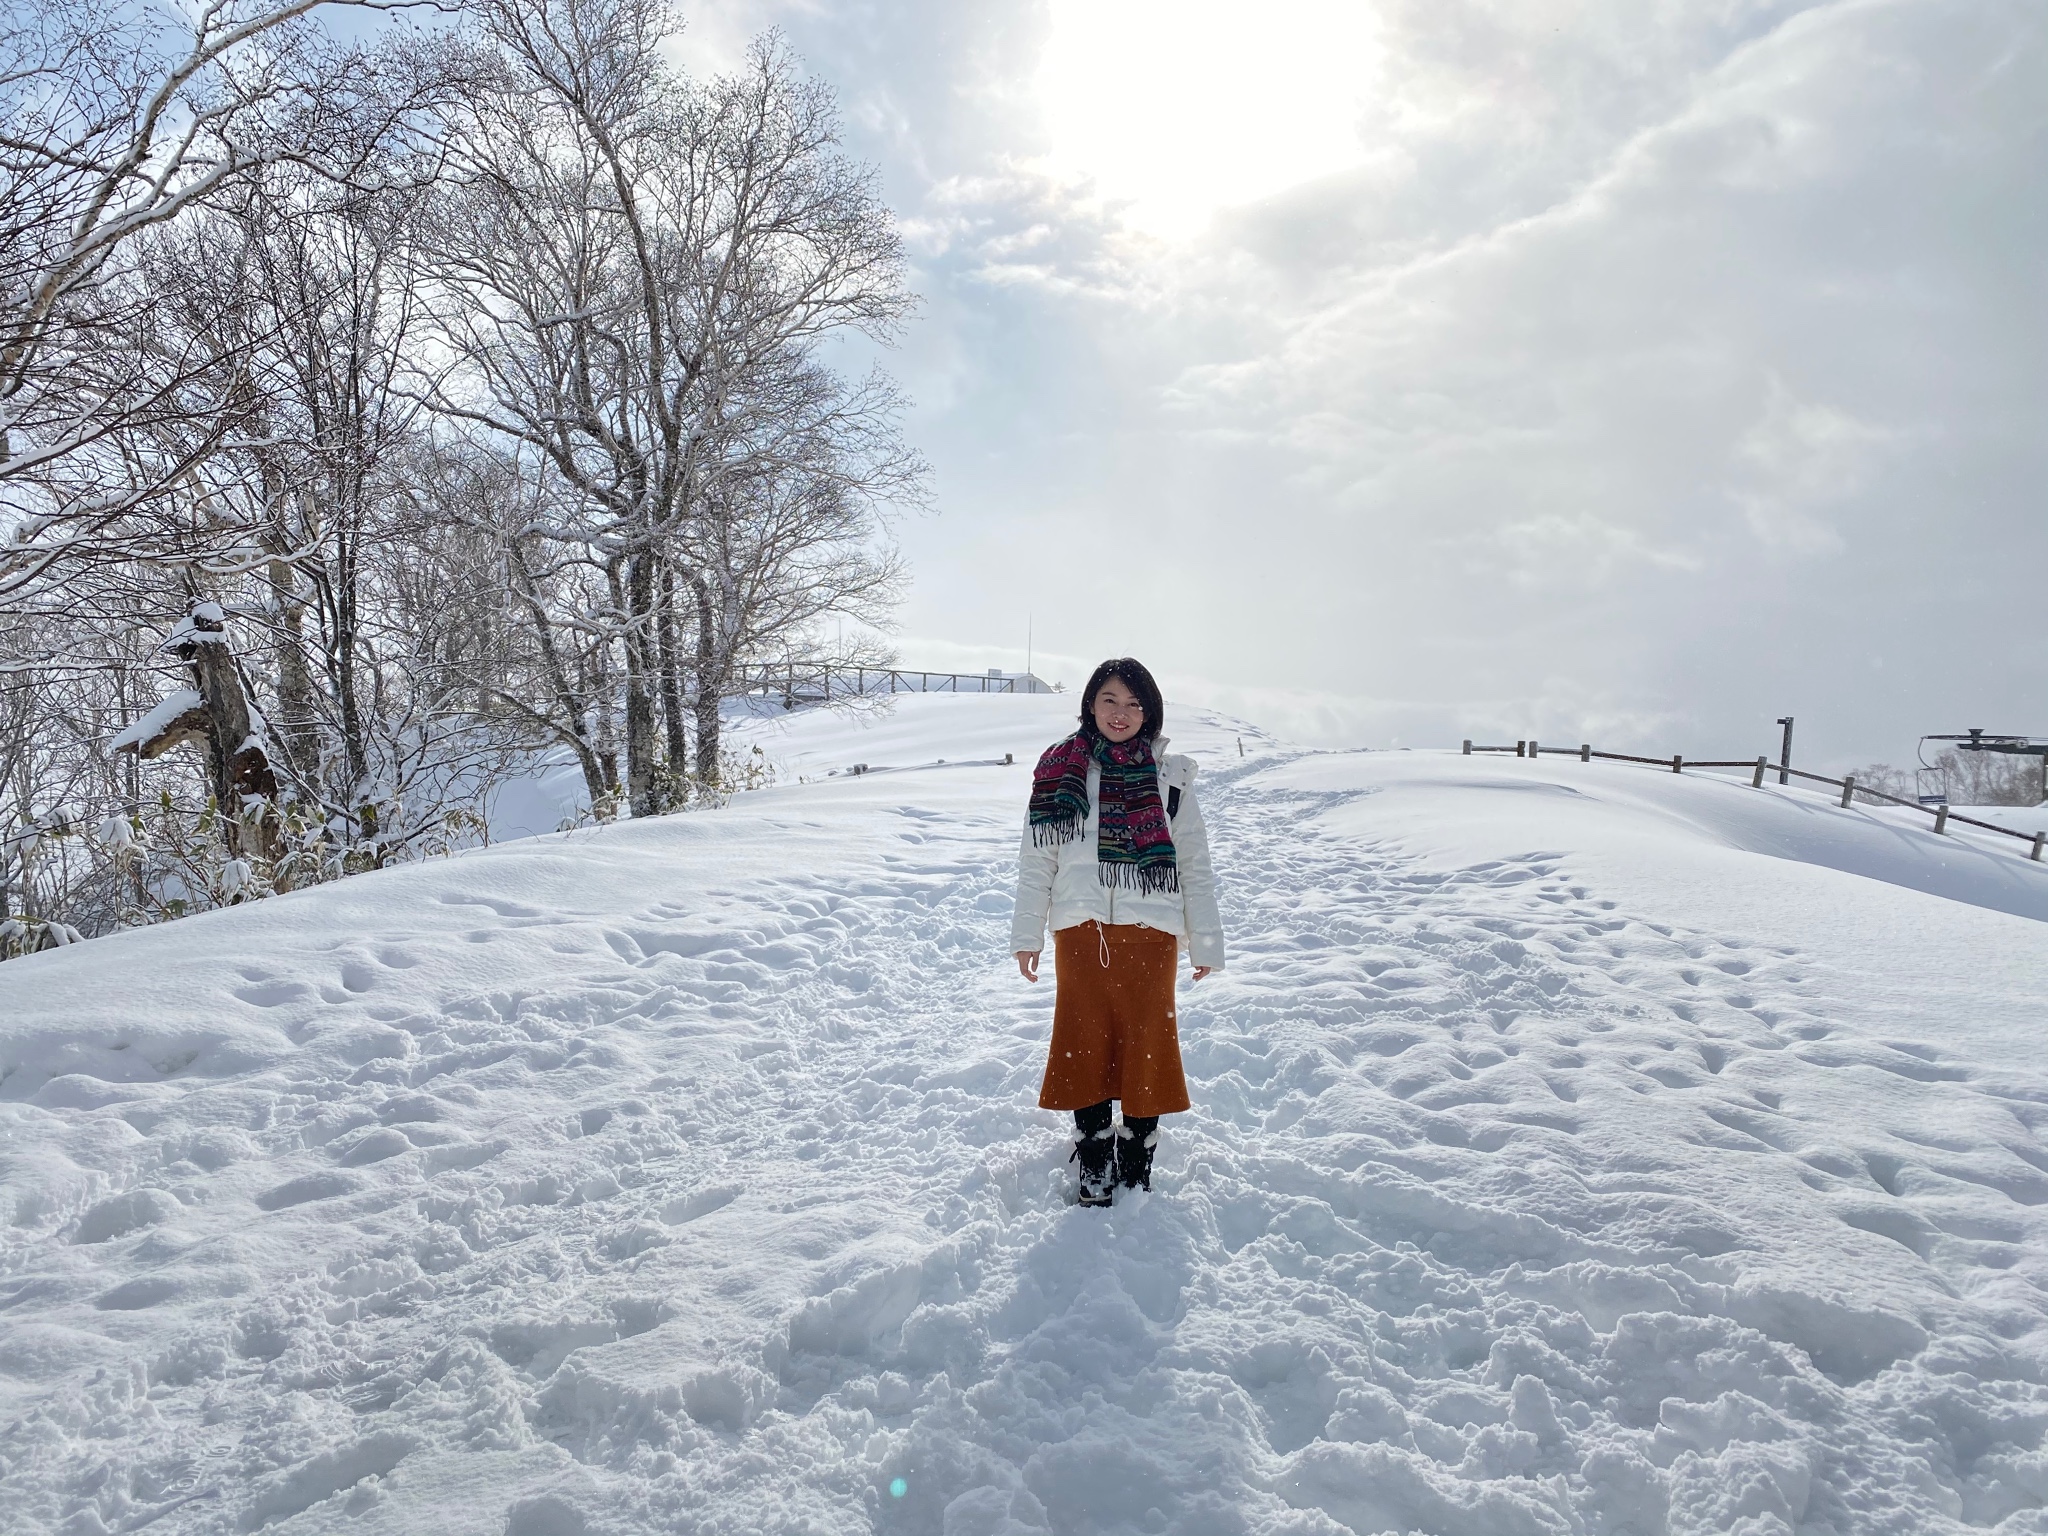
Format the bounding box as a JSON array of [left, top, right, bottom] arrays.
[[271, 568, 321, 786], [656, 557, 690, 789], [265, 473, 321, 788], [620, 550, 661, 818], [508, 537, 609, 806], [118, 662, 145, 911], [690, 572, 724, 790], [585, 643, 621, 801], [332, 524, 373, 840], [173, 603, 281, 866]]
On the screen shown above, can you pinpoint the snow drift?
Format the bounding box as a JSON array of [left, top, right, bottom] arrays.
[[2, 693, 2046, 1535]]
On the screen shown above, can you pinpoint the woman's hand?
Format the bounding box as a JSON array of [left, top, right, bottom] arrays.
[[1191, 965, 1213, 982], [1016, 950, 1041, 982]]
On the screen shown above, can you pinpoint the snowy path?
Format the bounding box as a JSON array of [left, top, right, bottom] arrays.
[[4, 698, 2048, 1535]]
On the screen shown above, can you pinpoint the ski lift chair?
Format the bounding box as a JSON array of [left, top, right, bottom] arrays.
[[1922, 729, 2048, 808]]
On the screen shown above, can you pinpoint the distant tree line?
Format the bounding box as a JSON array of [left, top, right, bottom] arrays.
[[0, 0, 918, 957], [1854, 750, 2047, 810]]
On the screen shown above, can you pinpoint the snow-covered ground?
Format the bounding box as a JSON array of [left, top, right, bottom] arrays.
[[4, 693, 2048, 1536], [1938, 804, 2048, 844]]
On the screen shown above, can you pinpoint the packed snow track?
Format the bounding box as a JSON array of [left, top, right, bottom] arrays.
[[4, 695, 2048, 1536]]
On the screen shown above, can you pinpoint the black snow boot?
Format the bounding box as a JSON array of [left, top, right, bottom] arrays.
[[1116, 1115, 1159, 1192], [1072, 1101, 1116, 1207]]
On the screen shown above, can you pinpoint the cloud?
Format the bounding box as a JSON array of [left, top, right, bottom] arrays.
[[1730, 374, 1885, 553], [684, 0, 2047, 767], [1150, 0, 2047, 755]]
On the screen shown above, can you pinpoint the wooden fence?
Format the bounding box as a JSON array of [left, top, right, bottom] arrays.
[[727, 664, 1056, 705], [1461, 738, 2048, 862]]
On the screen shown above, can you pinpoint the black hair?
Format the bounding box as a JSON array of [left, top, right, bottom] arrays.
[[1078, 657, 1165, 743]]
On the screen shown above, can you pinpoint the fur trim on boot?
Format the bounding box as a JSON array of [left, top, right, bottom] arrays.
[[1116, 1116, 1159, 1191]]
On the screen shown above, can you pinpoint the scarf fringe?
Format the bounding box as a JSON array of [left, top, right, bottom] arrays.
[[1096, 860, 1180, 896], [1032, 816, 1086, 847]]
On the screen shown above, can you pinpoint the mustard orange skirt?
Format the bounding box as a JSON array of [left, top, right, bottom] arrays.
[[1038, 920, 1191, 1117]]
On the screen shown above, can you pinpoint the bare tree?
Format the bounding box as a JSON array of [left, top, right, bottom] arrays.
[[0, 0, 924, 960], [675, 349, 914, 784], [0, 0, 451, 598], [426, 1, 918, 815], [142, 168, 440, 846], [397, 439, 622, 809]]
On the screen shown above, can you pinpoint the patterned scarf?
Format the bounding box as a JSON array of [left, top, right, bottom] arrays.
[[1028, 730, 1179, 894]]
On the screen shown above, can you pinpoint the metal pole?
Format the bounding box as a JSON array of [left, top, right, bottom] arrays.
[[1776, 716, 1794, 785]]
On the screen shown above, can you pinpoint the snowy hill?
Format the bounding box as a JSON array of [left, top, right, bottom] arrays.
[[3, 693, 2047, 1536]]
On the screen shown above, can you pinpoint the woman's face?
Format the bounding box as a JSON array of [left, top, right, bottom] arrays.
[[1091, 677, 1145, 744]]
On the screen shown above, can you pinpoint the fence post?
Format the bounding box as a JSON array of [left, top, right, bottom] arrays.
[[1839, 775, 1856, 809], [1530, 740, 1539, 758], [1462, 740, 1472, 755], [1672, 755, 1683, 773], [1933, 805, 1950, 835], [1752, 756, 1767, 788], [1516, 740, 1526, 758], [2034, 832, 2045, 862], [1580, 743, 1590, 762]]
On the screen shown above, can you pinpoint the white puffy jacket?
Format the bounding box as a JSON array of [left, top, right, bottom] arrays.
[[1011, 738, 1226, 970]]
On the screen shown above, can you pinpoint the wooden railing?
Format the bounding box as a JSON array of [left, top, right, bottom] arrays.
[[727, 663, 1056, 704], [1462, 738, 2048, 862]]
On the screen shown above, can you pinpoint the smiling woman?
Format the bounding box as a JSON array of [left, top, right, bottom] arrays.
[[1012, 657, 1227, 1206], [1033, 0, 1381, 235]]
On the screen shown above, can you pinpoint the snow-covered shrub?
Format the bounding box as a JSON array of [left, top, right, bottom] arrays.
[[0, 915, 85, 960]]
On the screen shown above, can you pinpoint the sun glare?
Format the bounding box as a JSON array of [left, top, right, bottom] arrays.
[[1034, 0, 1381, 238]]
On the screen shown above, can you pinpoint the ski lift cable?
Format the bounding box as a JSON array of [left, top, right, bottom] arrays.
[[1922, 728, 2048, 757]]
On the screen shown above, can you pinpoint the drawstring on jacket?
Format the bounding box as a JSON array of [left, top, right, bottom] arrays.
[[1097, 923, 1111, 968]]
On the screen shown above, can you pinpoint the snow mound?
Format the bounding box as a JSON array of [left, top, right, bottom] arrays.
[[2, 698, 2045, 1535]]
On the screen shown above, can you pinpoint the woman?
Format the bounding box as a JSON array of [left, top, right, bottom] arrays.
[[1012, 658, 1226, 1206]]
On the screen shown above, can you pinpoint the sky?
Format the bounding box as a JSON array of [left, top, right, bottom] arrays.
[[673, 0, 2047, 770]]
